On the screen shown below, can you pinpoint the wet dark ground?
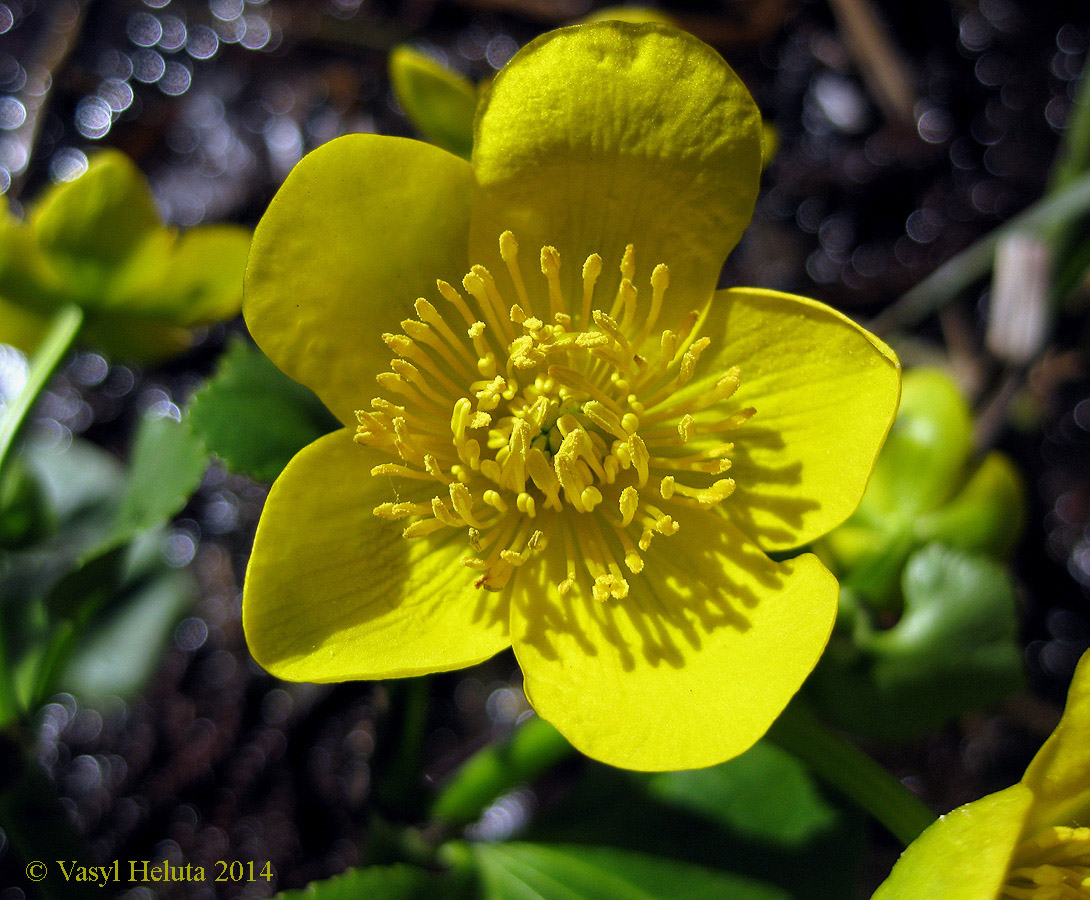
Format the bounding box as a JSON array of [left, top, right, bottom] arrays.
[[2, 0, 1090, 897]]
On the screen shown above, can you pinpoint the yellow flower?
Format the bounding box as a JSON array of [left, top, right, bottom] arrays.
[[242, 22, 900, 771], [0, 150, 249, 362], [873, 649, 1090, 900]]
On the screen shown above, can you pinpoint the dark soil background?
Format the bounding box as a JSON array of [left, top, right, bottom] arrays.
[[1, 0, 1090, 897]]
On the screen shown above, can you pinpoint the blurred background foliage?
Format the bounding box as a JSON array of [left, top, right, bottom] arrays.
[[1, 0, 1090, 898]]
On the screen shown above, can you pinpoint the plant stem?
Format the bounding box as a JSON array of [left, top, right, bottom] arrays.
[[0, 304, 83, 730], [767, 703, 936, 846], [430, 715, 573, 829], [0, 304, 83, 485], [869, 170, 1090, 335], [374, 676, 433, 818]]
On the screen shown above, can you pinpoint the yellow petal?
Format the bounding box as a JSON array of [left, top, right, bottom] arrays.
[[30, 150, 161, 269], [389, 46, 478, 159], [511, 511, 838, 771], [0, 294, 47, 354], [470, 22, 762, 325], [871, 784, 1033, 900], [244, 430, 510, 682], [245, 135, 475, 426], [109, 225, 250, 326], [1021, 648, 1090, 835], [702, 287, 900, 551]]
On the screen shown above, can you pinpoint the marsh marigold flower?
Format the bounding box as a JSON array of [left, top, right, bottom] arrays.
[[243, 22, 900, 771], [873, 648, 1090, 900], [0, 151, 249, 362]]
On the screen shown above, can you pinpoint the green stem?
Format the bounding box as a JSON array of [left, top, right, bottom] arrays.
[[374, 676, 433, 818], [0, 304, 83, 729], [0, 304, 83, 484], [1049, 62, 1090, 193], [0, 623, 20, 730], [869, 170, 1090, 335], [767, 703, 935, 846], [430, 715, 574, 829]]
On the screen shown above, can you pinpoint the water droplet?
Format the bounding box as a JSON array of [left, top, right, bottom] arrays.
[[74, 96, 112, 139], [131, 48, 166, 83], [240, 12, 270, 50], [127, 11, 163, 48], [210, 0, 244, 21], [917, 106, 953, 144], [0, 96, 25, 129], [486, 34, 517, 69], [49, 146, 87, 181], [98, 78, 133, 113], [158, 14, 186, 51], [159, 60, 191, 96], [186, 24, 219, 60]]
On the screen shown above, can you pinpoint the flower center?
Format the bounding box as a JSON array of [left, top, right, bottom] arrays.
[[354, 231, 753, 600], [1002, 826, 1090, 899]]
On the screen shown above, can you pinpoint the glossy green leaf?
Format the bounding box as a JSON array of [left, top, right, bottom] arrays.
[[644, 742, 837, 845], [390, 46, 477, 159], [916, 453, 1025, 558], [525, 742, 862, 900], [115, 414, 208, 537], [809, 544, 1022, 740], [472, 843, 792, 900], [821, 368, 1024, 609], [852, 368, 972, 522], [188, 338, 340, 482], [272, 863, 472, 900]]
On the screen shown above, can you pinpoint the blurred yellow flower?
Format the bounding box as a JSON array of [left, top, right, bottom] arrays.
[[0, 151, 249, 362], [873, 649, 1090, 900], [243, 22, 900, 771]]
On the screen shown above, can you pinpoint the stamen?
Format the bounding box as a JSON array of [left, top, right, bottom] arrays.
[[499, 231, 533, 312], [358, 233, 754, 604]]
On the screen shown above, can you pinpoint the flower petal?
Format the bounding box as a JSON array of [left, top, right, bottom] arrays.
[[244, 430, 510, 681], [511, 512, 838, 771], [871, 784, 1032, 900], [109, 225, 250, 325], [702, 287, 900, 551], [30, 150, 161, 270], [470, 22, 762, 325], [1021, 648, 1090, 834], [0, 294, 47, 354], [244, 134, 475, 426]]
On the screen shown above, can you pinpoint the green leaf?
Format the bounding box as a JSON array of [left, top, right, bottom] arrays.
[[821, 368, 1025, 609], [855, 368, 973, 522], [472, 843, 791, 900], [188, 338, 339, 482], [115, 414, 208, 537], [59, 568, 194, 701], [525, 743, 862, 900], [27, 433, 125, 522], [809, 544, 1023, 741], [272, 863, 472, 900], [389, 46, 478, 160], [0, 458, 53, 549], [644, 743, 837, 846]]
